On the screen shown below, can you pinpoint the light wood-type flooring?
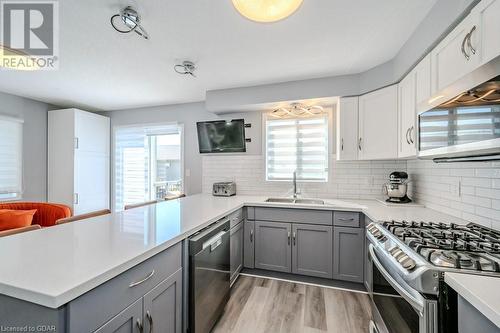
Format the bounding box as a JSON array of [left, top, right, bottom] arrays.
[[212, 275, 372, 333]]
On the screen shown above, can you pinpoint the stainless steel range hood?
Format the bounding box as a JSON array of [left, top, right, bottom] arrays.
[[417, 56, 500, 162]]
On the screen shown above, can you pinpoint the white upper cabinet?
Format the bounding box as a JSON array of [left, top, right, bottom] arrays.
[[430, 13, 480, 94], [474, 0, 500, 65], [336, 97, 359, 161], [358, 85, 398, 160], [414, 54, 432, 108], [398, 72, 417, 158]]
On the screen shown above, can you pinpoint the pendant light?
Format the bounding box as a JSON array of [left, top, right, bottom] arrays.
[[232, 0, 303, 23]]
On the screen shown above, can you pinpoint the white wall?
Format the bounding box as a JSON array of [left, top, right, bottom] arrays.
[[0, 91, 51, 201], [105, 102, 262, 195]]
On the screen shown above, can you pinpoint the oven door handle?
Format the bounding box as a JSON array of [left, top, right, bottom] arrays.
[[369, 244, 425, 313]]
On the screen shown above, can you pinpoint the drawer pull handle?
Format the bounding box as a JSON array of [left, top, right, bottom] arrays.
[[129, 270, 155, 288], [338, 218, 355, 221], [137, 319, 144, 333], [146, 311, 153, 333]]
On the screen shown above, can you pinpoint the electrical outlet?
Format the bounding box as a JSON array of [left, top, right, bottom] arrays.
[[451, 179, 461, 198]]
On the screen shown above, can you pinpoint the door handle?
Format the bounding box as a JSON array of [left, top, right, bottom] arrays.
[[287, 231, 291, 245], [461, 32, 471, 60], [293, 232, 296, 246], [146, 311, 153, 333], [136, 319, 144, 333], [129, 270, 155, 288], [467, 25, 477, 55], [250, 229, 253, 242]]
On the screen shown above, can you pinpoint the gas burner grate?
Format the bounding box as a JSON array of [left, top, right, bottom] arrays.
[[382, 220, 500, 271]]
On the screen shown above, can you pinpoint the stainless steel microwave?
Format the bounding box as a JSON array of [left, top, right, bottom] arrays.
[[418, 75, 500, 162]]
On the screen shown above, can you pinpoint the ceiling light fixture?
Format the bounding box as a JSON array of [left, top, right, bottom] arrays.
[[0, 44, 40, 71], [270, 103, 325, 118], [174, 61, 197, 77], [110, 6, 150, 40], [232, 0, 303, 23]]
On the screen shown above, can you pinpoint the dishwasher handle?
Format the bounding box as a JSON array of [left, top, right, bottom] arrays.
[[202, 230, 227, 252]]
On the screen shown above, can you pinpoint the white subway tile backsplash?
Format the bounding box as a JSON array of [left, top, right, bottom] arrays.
[[202, 156, 500, 229], [202, 155, 403, 200], [407, 159, 500, 229]]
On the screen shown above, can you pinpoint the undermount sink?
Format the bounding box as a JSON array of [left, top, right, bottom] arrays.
[[294, 199, 325, 205], [265, 198, 325, 205], [265, 198, 296, 203]]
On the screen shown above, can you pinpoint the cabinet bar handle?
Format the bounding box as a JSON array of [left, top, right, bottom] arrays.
[[287, 231, 291, 245], [467, 26, 477, 55], [461, 33, 470, 60], [341, 138, 344, 151], [358, 138, 362, 151], [338, 218, 355, 221], [146, 311, 153, 333], [409, 126, 415, 144], [405, 128, 411, 145], [129, 270, 155, 288], [136, 319, 144, 333], [250, 229, 253, 242], [293, 232, 296, 246]]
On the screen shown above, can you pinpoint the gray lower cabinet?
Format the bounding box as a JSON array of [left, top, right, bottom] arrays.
[[254, 220, 292, 273], [292, 223, 333, 279], [243, 220, 255, 268], [143, 269, 182, 333], [95, 269, 182, 333], [94, 299, 142, 333], [243, 220, 255, 269], [230, 221, 244, 284], [333, 226, 364, 283]]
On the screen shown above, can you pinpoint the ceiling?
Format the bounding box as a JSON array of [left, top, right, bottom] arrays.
[[0, 0, 437, 110]]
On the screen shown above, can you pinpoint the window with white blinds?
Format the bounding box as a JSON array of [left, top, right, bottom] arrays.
[[114, 123, 183, 211], [0, 116, 23, 200], [265, 115, 329, 181]]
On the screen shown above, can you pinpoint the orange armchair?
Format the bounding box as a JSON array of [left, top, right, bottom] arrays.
[[0, 202, 72, 228]]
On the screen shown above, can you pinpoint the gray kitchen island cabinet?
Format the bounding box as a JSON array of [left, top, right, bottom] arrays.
[[0, 242, 183, 333], [94, 298, 143, 333], [254, 220, 292, 273], [95, 268, 182, 333], [292, 223, 333, 279], [333, 226, 364, 283]]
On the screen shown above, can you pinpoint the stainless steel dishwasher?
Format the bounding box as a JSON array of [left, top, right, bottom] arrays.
[[189, 218, 230, 333]]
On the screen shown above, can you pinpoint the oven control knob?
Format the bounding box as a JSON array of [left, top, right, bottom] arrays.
[[389, 247, 400, 255], [400, 257, 416, 270]]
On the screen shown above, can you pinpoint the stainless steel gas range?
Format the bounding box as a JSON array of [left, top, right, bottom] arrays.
[[366, 220, 500, 333]]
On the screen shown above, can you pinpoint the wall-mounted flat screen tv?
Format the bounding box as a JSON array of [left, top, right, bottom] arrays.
[[197, 119, 246, 153]]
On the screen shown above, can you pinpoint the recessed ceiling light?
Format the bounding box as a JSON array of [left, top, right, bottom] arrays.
[[232, 0, 303, 23]]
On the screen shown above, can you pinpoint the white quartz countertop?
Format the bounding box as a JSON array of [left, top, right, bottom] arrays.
[[0, 194, 468, 308], [445, 272, 500, 328]]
